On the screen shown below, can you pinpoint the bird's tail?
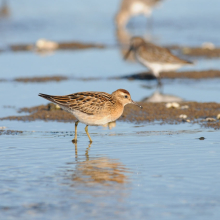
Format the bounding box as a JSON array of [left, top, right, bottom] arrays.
[[38, 93, 54, 102]]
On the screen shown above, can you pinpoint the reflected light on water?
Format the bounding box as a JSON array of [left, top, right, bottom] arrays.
[[142, 89, 184, 103], [68, 142, 130, 187]]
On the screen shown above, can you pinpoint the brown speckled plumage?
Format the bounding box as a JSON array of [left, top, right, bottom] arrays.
[[125, 37, 193, 78], [40, 92, 116, 115], [128, 37, 192, 64], [138, 41, 191, 64], [39, 89, 142, 142]]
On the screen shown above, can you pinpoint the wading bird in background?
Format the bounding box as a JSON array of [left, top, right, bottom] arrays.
[[124, 37, 193, 84], [0, 0, 9, 18]]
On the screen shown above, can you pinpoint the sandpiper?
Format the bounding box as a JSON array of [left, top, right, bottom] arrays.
[[39, 89, 142, 143], [0, 0, 9, 18], [124, 37, 193, 82], [115, 0, 162, 27]]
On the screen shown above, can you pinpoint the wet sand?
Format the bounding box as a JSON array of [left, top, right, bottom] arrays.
[[166, 46, 220, 58], [1, 42, 220, 59], [0, 69, 220, 83], [121, 70, 220, 80], [1, 103, 219, 129], [180, 47, 220, 58], [14, 76, 68, 83], [10, 41, 105, 52], [0, 129, 23, 135]]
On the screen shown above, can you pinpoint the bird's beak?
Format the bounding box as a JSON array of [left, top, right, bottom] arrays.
[[124, 46, 133, 60], [131, 100, 143, 109]]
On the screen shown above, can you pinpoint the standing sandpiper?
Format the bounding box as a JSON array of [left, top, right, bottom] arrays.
[[115, 0, 162, 28], [124, 37, 193, 83], [39, 89, 142, 143], [0, 0, 9, 17]]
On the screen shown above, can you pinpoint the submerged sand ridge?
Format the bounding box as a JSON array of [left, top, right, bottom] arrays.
[[121, 70, 220, 80], [1, 70, 220, 83], [1, 103, 220, 129], [3, 41, 220, 58]]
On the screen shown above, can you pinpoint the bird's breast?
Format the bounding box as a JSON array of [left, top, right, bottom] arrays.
[[110, 102, 124, 122]]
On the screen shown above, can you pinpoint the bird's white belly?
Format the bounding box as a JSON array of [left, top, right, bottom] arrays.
[[136, 55, 182, 77], [130, 2, 151, 16], [136, 55, 160, 77], [159, 63, 182, 72], [148, 62, 182, 74], [71, 109, 112, 126]]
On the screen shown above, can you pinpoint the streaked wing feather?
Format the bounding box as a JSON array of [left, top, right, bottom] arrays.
[[139, 42, 190, 64], [51, 92, 114, 115]]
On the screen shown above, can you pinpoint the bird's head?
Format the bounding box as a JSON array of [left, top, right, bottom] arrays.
[[124, 37, 145, 60], [112, 89, 142, 108]]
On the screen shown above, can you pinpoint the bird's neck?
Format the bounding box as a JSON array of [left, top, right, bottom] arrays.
[[110, 100, 124, 122]]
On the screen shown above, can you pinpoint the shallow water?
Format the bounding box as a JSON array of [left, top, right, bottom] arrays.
[[1, 0, 220, 46], [1, 121, 220, 220], [1, 0, 220, 219]]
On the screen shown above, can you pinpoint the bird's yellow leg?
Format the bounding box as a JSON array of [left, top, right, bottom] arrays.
[[85, 125, 92, 143], [72, 121, 79, 143], [85, 143, 92, 161]]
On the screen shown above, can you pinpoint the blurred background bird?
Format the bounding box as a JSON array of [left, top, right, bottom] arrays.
[[124, 37, 193, 84], [115, 0, 163, 28]]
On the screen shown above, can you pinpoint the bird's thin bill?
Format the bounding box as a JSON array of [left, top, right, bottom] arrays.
[[132, 100, 143, 109], [124, 47, 132, 60]]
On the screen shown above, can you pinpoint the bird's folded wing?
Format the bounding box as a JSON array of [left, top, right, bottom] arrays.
[[140, 43, 190, 64], [52, 92, 112, 115]]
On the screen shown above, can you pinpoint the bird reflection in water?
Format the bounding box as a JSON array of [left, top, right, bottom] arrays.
[[70, 141, 130, 187], [142, 89, 184, 103]]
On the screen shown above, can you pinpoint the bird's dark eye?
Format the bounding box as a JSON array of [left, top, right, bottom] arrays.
[[124, 95, 128, 98]]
